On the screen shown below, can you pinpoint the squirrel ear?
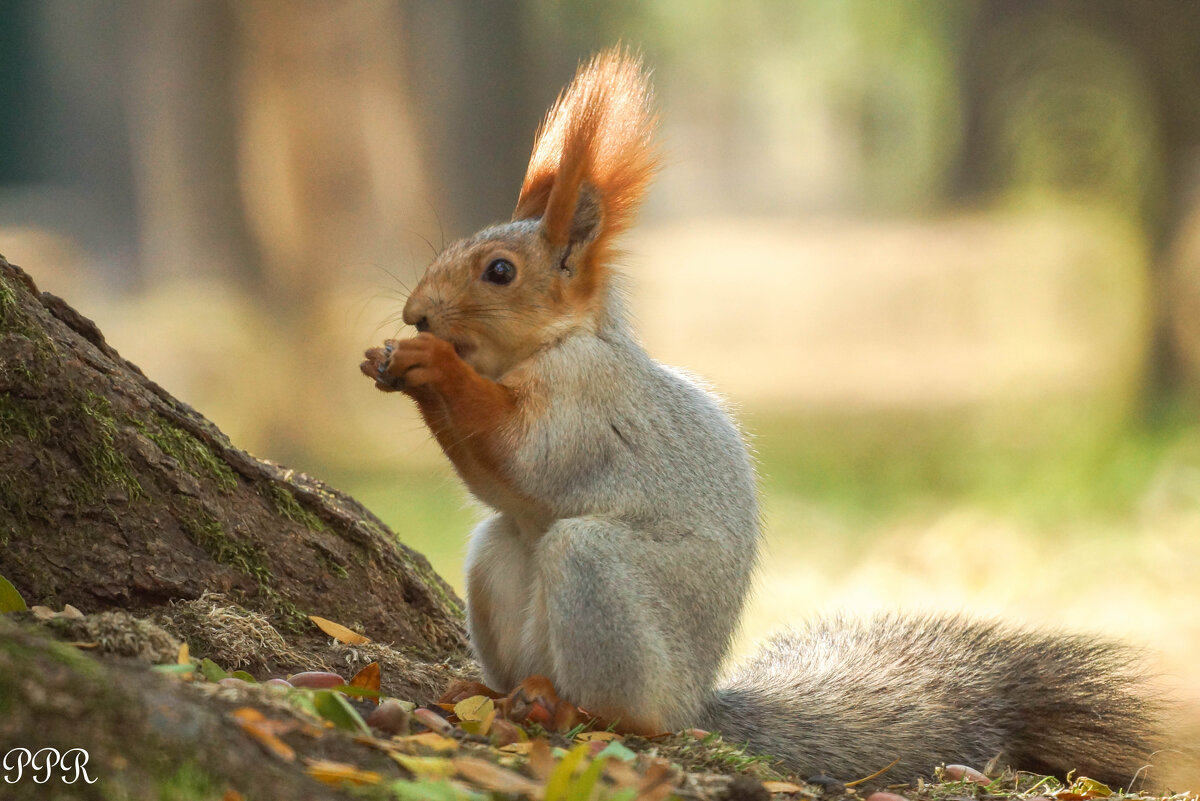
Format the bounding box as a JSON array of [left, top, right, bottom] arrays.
[[513, 47, 659, 285]]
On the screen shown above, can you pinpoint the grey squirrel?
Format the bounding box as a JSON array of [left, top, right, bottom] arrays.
[[361, 48, 1161, 788]]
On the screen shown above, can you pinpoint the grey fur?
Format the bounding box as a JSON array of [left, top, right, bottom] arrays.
[[702, 614, 1161, 788], [460, 293, 1160, 788]]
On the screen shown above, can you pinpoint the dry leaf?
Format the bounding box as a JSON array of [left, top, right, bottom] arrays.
[[177, 642, 190, 665], [62, 604, 84, 619], [231, 707, 295, 762], [304, 758, 382, 786], [392, 754, 456, 780], [528, 738, 555, 782], [604, 759, 642, 789], [350, 661, 381, 705], [453, 757, 543, 797], [454, 695, 496, 736], [499, 741, 533, 755], [396, 732, 459, 753], [637, 761, 677, 801], [575, 730, 620, 743], [453, 695, 494, 722], [308, 615, 370, 644], [764, 781, 807, 794]]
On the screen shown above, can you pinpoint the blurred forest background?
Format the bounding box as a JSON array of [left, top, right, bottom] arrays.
[[3, 0, 1200, 743]]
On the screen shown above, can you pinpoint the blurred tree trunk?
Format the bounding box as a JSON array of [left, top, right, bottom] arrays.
[[955, 0, 1200, 401], [122, 0, 262, 288], [0, 253, 467, 675]]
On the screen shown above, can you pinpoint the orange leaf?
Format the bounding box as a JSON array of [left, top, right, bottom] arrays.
[[453, 757, 543, 797], [231, 707, 295, 762], [349, 662, 381, 704], [308, 615, 370, 644]]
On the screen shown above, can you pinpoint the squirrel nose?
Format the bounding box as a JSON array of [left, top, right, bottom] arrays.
[[402, 296, 429, 330]]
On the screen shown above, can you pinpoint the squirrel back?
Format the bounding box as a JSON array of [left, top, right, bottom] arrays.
[[363, 47, 1164, 789]]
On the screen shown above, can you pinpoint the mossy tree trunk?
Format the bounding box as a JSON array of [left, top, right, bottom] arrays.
[[0, 252, 468, 675]]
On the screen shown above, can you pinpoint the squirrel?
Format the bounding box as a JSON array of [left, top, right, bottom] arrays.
[[361, 48, 1162, 788]]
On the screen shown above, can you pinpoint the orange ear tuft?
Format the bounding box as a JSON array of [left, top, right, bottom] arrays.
[[514, 47, 661, 258]]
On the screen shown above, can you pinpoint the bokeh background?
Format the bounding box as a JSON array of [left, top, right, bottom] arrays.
[[3, 0, 1200, 771]]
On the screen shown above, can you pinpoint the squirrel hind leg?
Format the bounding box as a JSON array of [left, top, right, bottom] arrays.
[[535, 516, 729, 734]]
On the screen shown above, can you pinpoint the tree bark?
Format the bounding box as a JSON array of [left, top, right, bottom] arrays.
[[0, 252, 469, 686]]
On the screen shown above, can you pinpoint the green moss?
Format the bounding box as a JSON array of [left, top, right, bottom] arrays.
[[267, 483, 328, 532], [152, 762, 224, 801], [175, 500, 307, 630], [0, 393, 51, 444], [317, 550, 349, 579], [144, 418, 238, 492], [76, 391, 143, 502], [178, 500, 271, 589], [0, 269, 56, 353]]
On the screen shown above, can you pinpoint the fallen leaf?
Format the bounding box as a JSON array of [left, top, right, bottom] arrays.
[[544, 743, 588, 801], [637, 761, 677, 801], [595, 741, 637, 762], [453, 695, 494, 722], [392, 754, 457, 781], [199, 658, 229, 683], [389, 778, 484, 801], [350, 662, 381, 705], [61, 604, 84, 619], [454, 695, 496, 736], [603, 759, 642, 789], [1069, 778, 1114, 798], [308, 615, 370, 644], [453, 756, 543, 797], [177, 642, 190, 664], [304, 758, 382, 786], [312, 690, 370, 735], [574, 730, 620, 743], [765, 781, 807, 794], [221, 791, 245, 801], [231, 707, 295, 762], [0, 576, 27, 613], [30, 605, 55, 620], [528, 739, 555, 782], [397, 732, 460, 753], [499, 741, 533, 755]]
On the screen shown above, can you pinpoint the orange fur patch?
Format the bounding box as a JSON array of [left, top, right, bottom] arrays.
[[513, 47, 661, 299]]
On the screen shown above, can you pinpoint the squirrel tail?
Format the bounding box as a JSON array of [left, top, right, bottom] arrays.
[[700, 614, 1163, 790]]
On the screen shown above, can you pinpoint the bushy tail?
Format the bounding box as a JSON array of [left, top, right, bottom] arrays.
[[701, 614, 1163, 789]]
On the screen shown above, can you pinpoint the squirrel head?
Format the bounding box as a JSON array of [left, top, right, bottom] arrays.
[[402, 47, 661, 380]]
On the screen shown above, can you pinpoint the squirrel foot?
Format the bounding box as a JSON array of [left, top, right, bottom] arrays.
[[502, 675, 585, 732], [437, 676, 583, 732]]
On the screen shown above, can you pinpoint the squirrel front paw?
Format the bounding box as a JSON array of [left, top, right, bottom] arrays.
[[360, 333, 461, 395], [360, 341, 403, 392]]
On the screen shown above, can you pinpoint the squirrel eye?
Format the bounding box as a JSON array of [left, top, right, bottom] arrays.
[[482, 258, 516, 285]]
